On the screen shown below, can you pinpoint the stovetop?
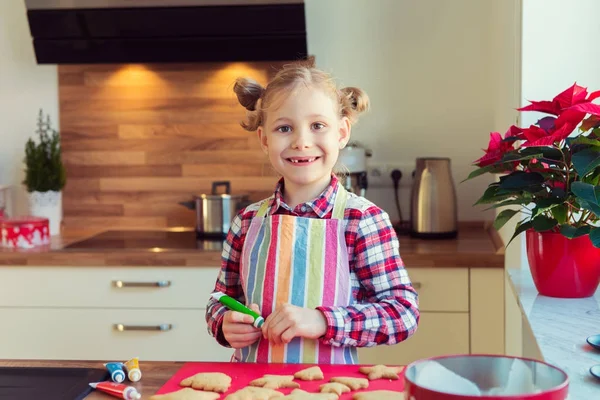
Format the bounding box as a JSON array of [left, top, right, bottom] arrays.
[[63, 230, 224, 251]]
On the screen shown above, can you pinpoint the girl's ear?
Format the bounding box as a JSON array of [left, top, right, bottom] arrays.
[[339, 116, 351, 149], [257, 127, 268, 154]]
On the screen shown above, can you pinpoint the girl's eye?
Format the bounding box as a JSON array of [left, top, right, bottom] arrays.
[[277, 125, 292, 133], [312, 122, 325, 130]]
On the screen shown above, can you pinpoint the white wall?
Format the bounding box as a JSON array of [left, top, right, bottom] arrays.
[[306, 0, 507, 222], [0, 0, 58, 216], [522, 0, 600, 128]]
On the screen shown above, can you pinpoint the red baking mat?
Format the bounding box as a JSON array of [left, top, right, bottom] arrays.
[[155, 362, 405, 399]]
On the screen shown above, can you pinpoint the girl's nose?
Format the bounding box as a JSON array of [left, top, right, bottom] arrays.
[[291, 128, 312, 149]]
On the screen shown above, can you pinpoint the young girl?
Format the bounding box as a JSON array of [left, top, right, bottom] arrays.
[[205, 58, 419, 364]]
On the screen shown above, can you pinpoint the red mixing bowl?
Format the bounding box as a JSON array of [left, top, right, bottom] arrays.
[[404, 354, 568, 399]]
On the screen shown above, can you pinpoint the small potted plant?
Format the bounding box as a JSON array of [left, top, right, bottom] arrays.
[[23, 109, 67, 235], [466, 83, 600, 298]]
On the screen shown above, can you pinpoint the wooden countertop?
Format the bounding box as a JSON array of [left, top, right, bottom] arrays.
[[0, 359, 181, 399], [0, 222, 504, 268]]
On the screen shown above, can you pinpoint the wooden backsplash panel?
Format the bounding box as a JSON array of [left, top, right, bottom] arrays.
[[59, 62, 284, 229]]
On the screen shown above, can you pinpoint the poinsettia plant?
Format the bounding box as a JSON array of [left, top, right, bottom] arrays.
[[466, 83, 600, 248]]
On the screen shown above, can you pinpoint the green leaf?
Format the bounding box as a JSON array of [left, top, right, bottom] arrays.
[[571, 182, 600, 205], [507, 219, 533, 247], [572, 148, 600, 177], [568, 136, 600, 147], [520, 146, 563, 161], [532, 215, 558, 232], [552, 204, 568, 224], [501, 152, 542, 163], [579, 200, 600, 217], [463, 165, 497, 182], [483, 198, 530, 211], [499, 171, 545, 191], [591, 228, 600, 248], [559, 225, 591, 239], [473, 184, 513, 205], [531, 197, 564, 219], [494, 209, 519, 231]]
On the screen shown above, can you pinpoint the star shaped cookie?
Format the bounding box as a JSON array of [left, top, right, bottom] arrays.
[[352, 390, 405, 400], [250, 374, 301, 389], [281, 389, 338, 399], [358, 365, 404, 380], [150, 388, 220, 400], [329, 377, 368, 391], [225, 386, 284, 400], [180, 372, 232, 393], [294, 366, 324, 381]]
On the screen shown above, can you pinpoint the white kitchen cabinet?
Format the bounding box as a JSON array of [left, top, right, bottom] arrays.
[[358, 267, 505, 366], [0, 266, 229, 361], [0, 266, 504, 364], [0, 308, 232, 362], [358, 312, 470, 366]]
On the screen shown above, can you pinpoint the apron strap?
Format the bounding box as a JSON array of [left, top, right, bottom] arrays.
[[256, 197, 272, 218], [331, 182, 348, 220], [257, 182, 348, 219]]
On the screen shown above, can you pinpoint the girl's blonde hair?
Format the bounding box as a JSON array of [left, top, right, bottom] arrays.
[[233, 57, 370, 131]]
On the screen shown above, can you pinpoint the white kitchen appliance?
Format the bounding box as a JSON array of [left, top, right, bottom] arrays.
[[336, 142, 371, 197]]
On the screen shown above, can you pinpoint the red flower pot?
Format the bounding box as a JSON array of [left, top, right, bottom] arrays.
[[526, 229, 600, 298]]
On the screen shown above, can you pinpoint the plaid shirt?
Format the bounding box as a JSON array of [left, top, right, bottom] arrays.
[[205, 174, 419, 349]]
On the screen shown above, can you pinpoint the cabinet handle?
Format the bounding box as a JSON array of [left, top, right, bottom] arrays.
[[112, 280, 171, 288], [412, 282, 422, 289], [113, 324, 172, 332]]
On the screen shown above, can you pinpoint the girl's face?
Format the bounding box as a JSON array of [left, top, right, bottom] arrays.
[[257, 86, 350, 192]]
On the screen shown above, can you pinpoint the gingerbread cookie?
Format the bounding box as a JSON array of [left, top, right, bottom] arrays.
[[294, 366, 324, 381], [329, 377, 368, 391], [150, 388, 220, 400], [180, 372, 232, 393], [319, 382, 350, 396], [352, 390, 405, 400], [250, 375, 300, 389], [225, 386, 284, 400], [358, 365, 404, 381], [281, 389, 338, 399]]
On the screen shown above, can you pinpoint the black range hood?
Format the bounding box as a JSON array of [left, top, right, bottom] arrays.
[[25, 0, 308, 64]]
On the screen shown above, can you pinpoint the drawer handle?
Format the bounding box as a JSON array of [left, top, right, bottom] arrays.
[[113, 324, 172, 332], [112, 280, 171, 288], [412, 282, 422, 289]]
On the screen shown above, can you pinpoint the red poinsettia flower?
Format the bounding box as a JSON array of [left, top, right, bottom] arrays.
[[474, 129, 516, 167], [518, 83, 599, 115], [518, 83, 600, 147]]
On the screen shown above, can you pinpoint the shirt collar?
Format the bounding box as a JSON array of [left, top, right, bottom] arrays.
[[269, 174, 340, 217]]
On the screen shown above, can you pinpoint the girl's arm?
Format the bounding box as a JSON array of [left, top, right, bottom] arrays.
[[205, 213, 246, 347], [317, 206, 420, 348]]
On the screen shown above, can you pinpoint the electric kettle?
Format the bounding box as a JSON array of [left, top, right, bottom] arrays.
[[410, 157, 458, 238]]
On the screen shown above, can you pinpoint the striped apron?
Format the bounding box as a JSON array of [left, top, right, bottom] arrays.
[[233, 183, 357, 364]]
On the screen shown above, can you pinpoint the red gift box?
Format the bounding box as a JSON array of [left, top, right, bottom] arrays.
[[1, 216, 50, 249]]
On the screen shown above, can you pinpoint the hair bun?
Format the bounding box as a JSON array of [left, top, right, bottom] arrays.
[[233, 78, 265, 111], [340, 87, 370, 123]]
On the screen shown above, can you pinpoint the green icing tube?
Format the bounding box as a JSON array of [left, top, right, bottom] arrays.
[[211, 291, 264, 328]]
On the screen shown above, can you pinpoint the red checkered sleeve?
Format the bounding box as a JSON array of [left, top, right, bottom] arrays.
[[317, 206, 420, 347], [205, 211, 252, 347]]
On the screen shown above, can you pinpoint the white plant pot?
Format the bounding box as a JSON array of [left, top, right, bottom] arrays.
[[29, 190, 62, 236]]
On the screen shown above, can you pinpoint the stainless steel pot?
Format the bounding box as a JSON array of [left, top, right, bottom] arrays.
[[179, 181, 248, 238]]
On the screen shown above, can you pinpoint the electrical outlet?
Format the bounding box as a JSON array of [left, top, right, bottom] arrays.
[[367, 162, 414, 188]]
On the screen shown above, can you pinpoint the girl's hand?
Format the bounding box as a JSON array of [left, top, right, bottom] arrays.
[[262, 304, 327, 345], [222, 304, 263, 349]]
